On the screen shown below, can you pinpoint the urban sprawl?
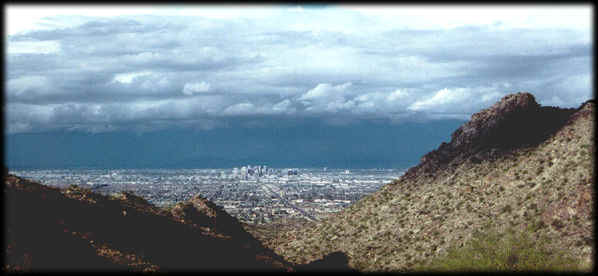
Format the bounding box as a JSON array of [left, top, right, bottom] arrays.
[[11, 166, 404, 224]]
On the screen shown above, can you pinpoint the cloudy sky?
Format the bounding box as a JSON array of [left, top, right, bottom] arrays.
[[5, 4, 593, 134]]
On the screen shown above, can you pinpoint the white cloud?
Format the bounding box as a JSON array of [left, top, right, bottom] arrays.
[[408, 88, 470, 112], [109, 71, 173, 94], [6, 5, 161, 35], [9, 5, 589, 37], [325, 99, 356, 113], [338, 5, 591, 31], [223, 102, 255, 115], [182, 81, 211, 95], [272, 99, 295, 114], [112, 71, 153, 84], [5, 5, 282, 36], [7, 76, 49, 97], [348, 88, 415, 117], [298, 82, 352, 101], [386, 89, 409, 102], [406, 85, 512, 116], [298, 82, 356, 114], [7, 40, 61, 54]]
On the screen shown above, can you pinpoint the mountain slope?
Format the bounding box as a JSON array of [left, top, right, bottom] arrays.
[[266, 92, 594, 271], [4, 174, 295, 272]]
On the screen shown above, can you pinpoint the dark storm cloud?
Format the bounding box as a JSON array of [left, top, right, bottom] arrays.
[[5, 6, 592, 134]]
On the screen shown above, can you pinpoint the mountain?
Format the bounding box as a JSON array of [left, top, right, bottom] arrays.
[[264, 92, 594, 272], [4, 173, 355, 272], [5, 118, 464, 169]]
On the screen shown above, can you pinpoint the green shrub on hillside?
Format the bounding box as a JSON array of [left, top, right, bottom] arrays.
[[413, 225, 584, 272]]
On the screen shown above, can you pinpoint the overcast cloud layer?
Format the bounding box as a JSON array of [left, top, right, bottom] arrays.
[[5, 5, 593, 134]]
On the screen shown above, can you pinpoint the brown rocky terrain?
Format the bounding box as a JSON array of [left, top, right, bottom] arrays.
[[4, 174, 300, 272], [264, 92, 594, 272], [4, 170, 357, 272]]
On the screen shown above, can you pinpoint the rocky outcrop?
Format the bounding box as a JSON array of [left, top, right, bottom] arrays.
[[404, 92, 577, 179], [171, 194, 253, 239], [171, 195, 217, 225]]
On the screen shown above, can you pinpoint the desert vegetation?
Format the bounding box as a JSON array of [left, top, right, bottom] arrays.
[[413, 223, 588, 272], [264, 94, 594, 272]]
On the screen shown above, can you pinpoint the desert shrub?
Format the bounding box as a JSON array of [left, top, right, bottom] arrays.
[[580, 144, 590, 150], [413, 226, 584, 272], [536, 166, 544, 174]]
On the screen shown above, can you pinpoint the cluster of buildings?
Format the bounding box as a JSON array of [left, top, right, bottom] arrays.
[[231, 165, 299, 179], [11, 167, 404, 224]]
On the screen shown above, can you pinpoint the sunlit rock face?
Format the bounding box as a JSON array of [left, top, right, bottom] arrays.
[[406, 92, 577, 178]]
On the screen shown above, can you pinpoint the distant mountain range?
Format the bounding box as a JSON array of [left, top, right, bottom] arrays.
[[5, 118, 464, 169]]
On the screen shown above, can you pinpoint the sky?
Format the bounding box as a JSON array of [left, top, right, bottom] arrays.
[[3, 5, 594, 169], [5, 4, 593, 135]]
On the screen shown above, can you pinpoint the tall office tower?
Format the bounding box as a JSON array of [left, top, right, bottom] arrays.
[[240, 166, 247, 179]]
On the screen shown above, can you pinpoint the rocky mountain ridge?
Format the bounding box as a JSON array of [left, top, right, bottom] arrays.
[[4, 173, 354, 272], [404, 92, 577, 179], [265, 92, 594, 272]]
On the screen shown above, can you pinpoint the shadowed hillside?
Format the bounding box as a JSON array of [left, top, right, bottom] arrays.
[[265, 92, 594, 272], [4, 174, 298, 272], [4, 173, 359, 272]]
